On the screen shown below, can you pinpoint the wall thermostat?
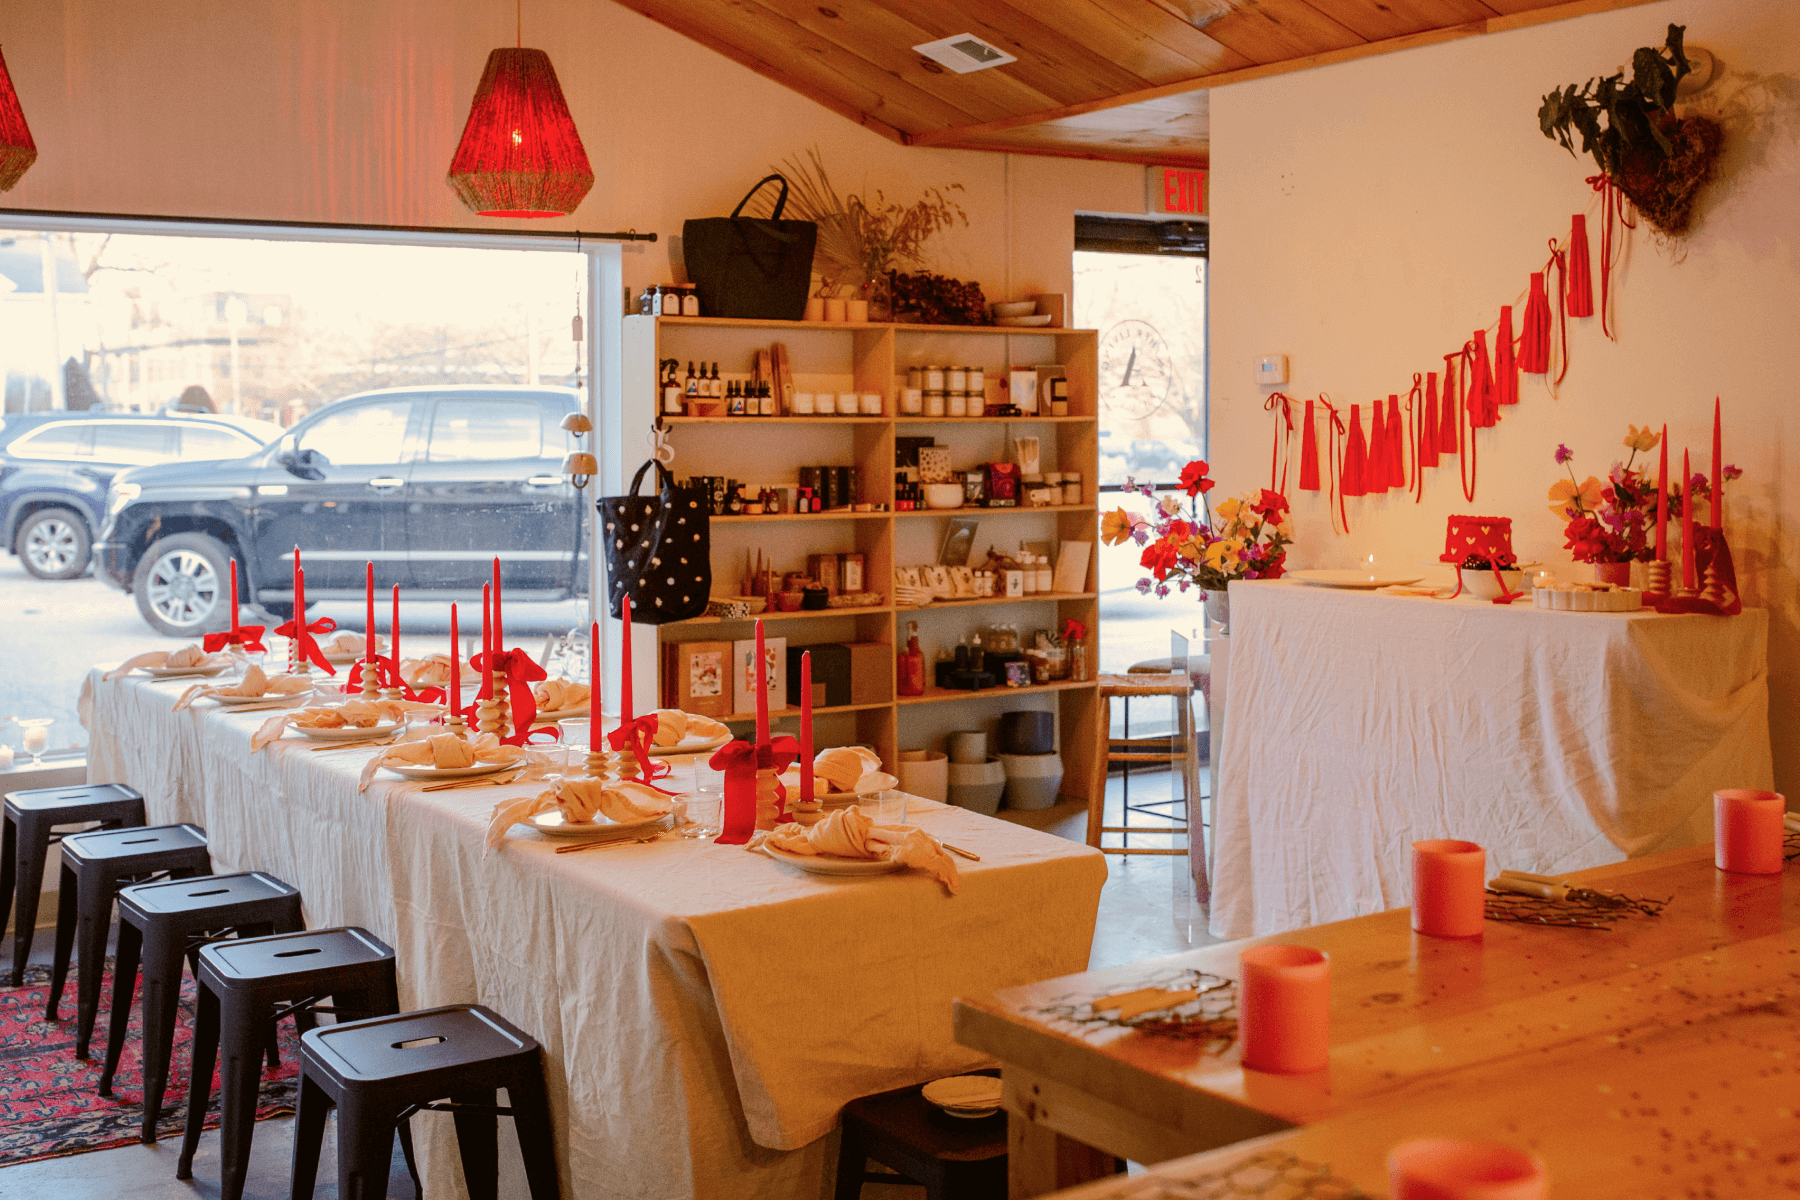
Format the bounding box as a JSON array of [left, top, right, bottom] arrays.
[[1255, 355, 1288, 385]]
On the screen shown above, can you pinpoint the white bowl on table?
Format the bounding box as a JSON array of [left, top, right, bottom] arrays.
[[990, 300, 1037, 318], [923, 483, 965, 509], [1458, 566, 1527, 600]]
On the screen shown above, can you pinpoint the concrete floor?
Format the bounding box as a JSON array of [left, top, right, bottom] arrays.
[[0, 770, 1212, 1199]]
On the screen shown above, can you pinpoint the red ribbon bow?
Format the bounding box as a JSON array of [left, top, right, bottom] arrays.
[[273, 615, 337, 674], [606, 713, 677, 790], [203, 625, 267, 654], [470, 648, 549, 745], [708, 736, 802, 845], [340, 656, 406, 697]]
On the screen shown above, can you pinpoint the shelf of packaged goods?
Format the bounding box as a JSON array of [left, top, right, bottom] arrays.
[[708, 510, 890, 523], [895, 592, 1095, 612], [896, 679, 1099, 706], [895, 504, 1095, 518], [893, 415, 1096, 424], [716, 701, 892, 723], [667, 605, 893, 626], [662, 415, 890, 425], [654, 316, 1092, 336]]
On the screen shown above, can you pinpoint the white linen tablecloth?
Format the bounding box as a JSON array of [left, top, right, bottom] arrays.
[[1209, 581, 1772, 940], [86, 670, 1107, 1199]]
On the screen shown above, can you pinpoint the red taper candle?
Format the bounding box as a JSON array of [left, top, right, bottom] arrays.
[[620, 596, 633, 725], [390, 585, 400, 673], [1710, 397, 1723, 530], [449, 603, 461, 715], [364, 563, 376, 667], [1681, 449, 1697, 591], [292, 546, 303, 621], [1654, 424, 1668, 560], [481, 584, 494, 692], [799, 650, 813, 803], [229, 558, 240, 635], [589, 620, 600, 753], [492, 556, 504, 651], [754, 619, 769, 745]]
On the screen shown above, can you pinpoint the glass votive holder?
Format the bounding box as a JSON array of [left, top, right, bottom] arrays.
[[815, 392, 836, 415], [1714, 789, 1786, 874], [792, 392, 815, 415], [19, 718, 51, 763], [901, 388, 923, 414], [1238, 944, 1330, 1074], [1411, 839, 1486, 938], [837, 392, 860, 417], [948, 393, 967, 417], [859, 392, 882, 415], [1388, 1138, 1546, 1200]]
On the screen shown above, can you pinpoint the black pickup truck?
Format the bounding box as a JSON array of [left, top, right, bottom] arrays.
[[95, 385, 589, 636]]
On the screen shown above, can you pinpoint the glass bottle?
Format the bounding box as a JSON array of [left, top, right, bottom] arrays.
[[898, 621, 927, 696]]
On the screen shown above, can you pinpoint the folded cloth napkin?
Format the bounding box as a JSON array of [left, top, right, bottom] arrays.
[[752, 807, 960, 894], [533, 679, 591, 711], [358, 730, 526, 791], [401, 654, 474, 691], [482, 776, 676, 851], [777, 745, 894, 797], [650, 708, 730, 747], [250, 697, 442, 752], [323, 631, 385, 656], [173, 664, 312, 711], [104, 644, 236, 681]]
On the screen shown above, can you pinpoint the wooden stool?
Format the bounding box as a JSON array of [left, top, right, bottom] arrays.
[[292, 1004, 560, 1200], [102, 871, 306, 1143], [183, 926, 399, 1200], [832, 1075, 1006, 1200], [1088, 674, 1190, 855], [2, 783, 145, 986], [48, 823, 211, 1058]]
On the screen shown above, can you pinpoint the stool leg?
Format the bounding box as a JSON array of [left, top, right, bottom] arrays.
[[451, 1088, 501, 1200], [0, 815, 16, 984], [507, 1069, 563, 1200], [289, 1070, 331, 1200], [137, 922, 189, 1141], [832, 1122, 868, 1200], [73, 866, 114, 1058], [396, 1117, 424, 1200], [97, 918, 142, 1096], [9, 818, 53, 987], [179, 980, 221, 1181], [216, 992, 267, 1200], [333, 1095, 397, 1200], [46, 862, 77, 1021]]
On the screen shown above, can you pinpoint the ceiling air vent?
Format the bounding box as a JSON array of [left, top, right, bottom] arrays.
[[912, 33, 1018, 74]]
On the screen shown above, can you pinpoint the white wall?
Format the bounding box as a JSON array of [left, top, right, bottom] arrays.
[[1208, 0, 1800, 794], [0, 1, 1143, 299]]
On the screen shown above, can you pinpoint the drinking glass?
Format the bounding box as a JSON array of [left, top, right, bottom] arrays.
[[681, 761, 724, 838], [19, 719, 51, 766], [856, 790, 907, 826]]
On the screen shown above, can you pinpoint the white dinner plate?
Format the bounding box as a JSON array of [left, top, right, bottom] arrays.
[[525, 810, 667, 840], [212, 690, 311, 707], [384, 759, 515, 781], [762, 844, 903, 875], [922, 1076, 1004, 1118], [1289, 569, 1424, 589], [648, 732, 731, 758], [294, 720, 403, 742], [144, 663, 229, 679]]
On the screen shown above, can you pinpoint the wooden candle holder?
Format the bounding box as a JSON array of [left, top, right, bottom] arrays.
[[1700, 562, 1729, 607], [359, 662, 380, 702], [1643, 560, 1671, 600], [753, 766, 782, 831]]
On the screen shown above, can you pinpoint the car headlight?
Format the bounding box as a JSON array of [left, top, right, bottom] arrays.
[[107, 482, 142, 516]]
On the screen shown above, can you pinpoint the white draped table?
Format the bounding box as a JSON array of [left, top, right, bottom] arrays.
[[85, 669, 1106, 1199], [1209, 580, 1772, 940]]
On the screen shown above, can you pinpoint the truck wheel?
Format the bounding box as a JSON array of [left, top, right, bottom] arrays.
[[133, 533, 233, 637], [19, 508, 92, 580]]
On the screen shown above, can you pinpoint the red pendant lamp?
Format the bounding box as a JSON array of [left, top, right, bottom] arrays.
[[447, 15, 593, 219], [0, 46, 38, 193]]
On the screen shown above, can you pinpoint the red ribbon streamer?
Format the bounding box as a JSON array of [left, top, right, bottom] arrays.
[[1518, 272, 1551, 375], [470, 647, 549, 745], [1405, 375, 1425, 502], [1439, 354, 1460, 455], [1384, 394, 1405, 490], [1494, 306, 1519, 407], [1458, 343, 1480, 503], [1320, 397, 1349, 536], [1467, 332, 1497, 429], [1584, 176, 1635, 340], [1566, 212, 1594, 319], [1264, 393, 1295, 494], [273, 615, 337, 674], [1544, 240, 1569, 387], [708, 735, 801, 845], [1342, 403, 1368, 498], [606, 713, 678, 791], [1298, 398, 1320, 492], [203, 625, 267, 655], [1419, 372, 1440, 475]]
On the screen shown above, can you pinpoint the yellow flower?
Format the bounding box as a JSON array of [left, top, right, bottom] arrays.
[[1100, 507, 1137, 546], [1203, 538, 1243, 569], [1623, 424, 1661, 453], [1215, 496, 1242, 525], [1547, 476, 1604, 517]]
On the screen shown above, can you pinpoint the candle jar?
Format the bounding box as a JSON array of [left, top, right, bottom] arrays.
[[837, 392, 860, 417], [925, 391, 946, 417], [19, 718, 50, 764], [947, 367, 968, 393], [859, 393, 883, 415], [948, 392, 967, 417], [907, 366, 924, 390], [815, 392, 836, 415], [924, 366, 946, 392], [1062, 472, 1083, 505], [901, 388, 923, 415]]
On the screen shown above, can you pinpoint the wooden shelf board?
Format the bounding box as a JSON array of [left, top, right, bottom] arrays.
[[897, 679, 1099, 707], [663, 415, 889, 425], [652, 316, 1093, 336], [895, 504, 1095, 518], [709, 510, 890, 523], [667, 605, 893, 626], [894, 415, 1096, 424], [717, 701, 891, 722], [897, 592, 1096, 611]]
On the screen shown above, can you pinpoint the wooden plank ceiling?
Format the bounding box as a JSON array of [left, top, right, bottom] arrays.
[[613, 0, 1659, 167]]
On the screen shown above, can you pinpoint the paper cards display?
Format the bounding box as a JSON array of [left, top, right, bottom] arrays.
[[662, 639, 732, 717], [732, 635, 787, 717]]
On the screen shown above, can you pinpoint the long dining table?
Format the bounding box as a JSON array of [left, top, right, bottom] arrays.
[[84, 665, 1108, 1199], [956, 839, 1800, 1198]]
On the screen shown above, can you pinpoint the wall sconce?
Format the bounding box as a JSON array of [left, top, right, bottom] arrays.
[[561, 412, 595, 488]]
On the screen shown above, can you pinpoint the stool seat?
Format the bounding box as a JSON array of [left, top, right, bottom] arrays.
[[103, 871, 305, 1143], [293, 1004, 560, 1200], [834, 1075, 1007, 1200], [2, 783, 144, 986], [183, 927, 398, 1200], [48, 823, 210, 1059]]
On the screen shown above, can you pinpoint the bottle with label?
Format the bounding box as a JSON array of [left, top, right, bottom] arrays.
[[898, 621, 927, 697], [1037, 555, 1054, 594], [709, 363, 723, 399], [969, 632, 985, 675], [759, 382, 775, 417], [728, 382, 747, 417], [727, 486, 745, 516], [684, 362, 699, 402], [662, 360, 684, 415], [1020, 554, 1038, 595]]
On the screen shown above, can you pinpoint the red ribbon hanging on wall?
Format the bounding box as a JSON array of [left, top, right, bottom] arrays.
[[1384, 394, 1406, 490], [1364, 400, 1388, 496], [1584, 176, 1636, 340], [1467, 332, 1497, 429], [1439, 354, 1460, 455], [1298, 398, 1321, 492], [1342, 403, 1368, 498], [1566, 212, 1594, 319], [1404, 374, 1425, 502], [1544, 239, 1570, 387], [1264, 392, 1295, 494], [1518, 272, 1552, 375], [1419, 372, 1441, 474], [1494, 306, 1519, 407], [1320, 397, 1349, 535]]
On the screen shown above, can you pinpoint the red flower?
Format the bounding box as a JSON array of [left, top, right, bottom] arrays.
[[1250, 488, 1289, 523], [1140, 540, 1180, 580], [1179, 460, 1214, 497], [1262, 553, 1287, 580]]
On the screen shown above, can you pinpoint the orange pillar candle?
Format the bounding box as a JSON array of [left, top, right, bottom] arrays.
[[1710, 396, 1723, 529], [448, 603, 461, 715], [1238, 944, 1330, 1074], [1411, 839, 1486, 939], [1654, 424, 1668, 560], [1714, 789, 1785, 875], [1389, 1139, 1546, 1200], [1680, 449, 1696, 591]]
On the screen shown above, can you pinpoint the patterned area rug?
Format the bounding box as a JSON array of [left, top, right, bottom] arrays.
[[0, 960, 301, 1165]]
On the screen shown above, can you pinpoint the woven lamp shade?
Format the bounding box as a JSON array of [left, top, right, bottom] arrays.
[[0, 47, 38, 194], [447, 47, 593, 218]]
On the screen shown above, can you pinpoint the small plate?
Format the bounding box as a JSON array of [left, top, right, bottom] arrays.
[[1289, 569, 1424, 589], [993, 314, 1054, 327], [212, 690, 311, 707], [762, 845, 903, 875], [534, 704, 592, 726], [923, 1076, 1004, 1117], [294, 720, 403, 742], [385, 759, 514, 781], [322, 651, 371, 665], [144, 663, 229, 679], [526, 810, 667, 839], [648, 732, 731, 758]]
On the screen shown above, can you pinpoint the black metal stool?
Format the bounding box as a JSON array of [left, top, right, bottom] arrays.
[[292, 1004, 560, 1200], [2, 783, 145, 986], [182, 926, 399, 1200], [47, 823, 210, 1059], [833, 1074, 1008, 1200], [101, 871, 305, 1143]]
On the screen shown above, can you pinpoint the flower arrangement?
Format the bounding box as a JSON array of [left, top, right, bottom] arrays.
[[1100, 460, 1293, 597], [1549, 425, 1741, 562]]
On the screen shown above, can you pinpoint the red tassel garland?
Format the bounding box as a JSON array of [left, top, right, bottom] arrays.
[[1519, 272, 1551, 374], [1468, 332, 1497, 428], [1420, 372, 1441, 471], [1385, 395, 1406, 489], [1439, 354, 1460, 455], [1494, 306, 1519, 407], [1298, 398, 1321, 491], [1364, 399, 1389, 495], [1566, 213, 1594, 318], [1342, 404, 1368, 498]]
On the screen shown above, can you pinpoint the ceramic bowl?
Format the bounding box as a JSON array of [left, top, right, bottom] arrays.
[[923, 483, 965, 509], [775, 591, 804, 612], [1459, 567, 1525, 600], [991, 300, 1038, 318]]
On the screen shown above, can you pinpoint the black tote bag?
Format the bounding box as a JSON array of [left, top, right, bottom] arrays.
[[597, 459, 711, 624], [682, 175, 817, 320]]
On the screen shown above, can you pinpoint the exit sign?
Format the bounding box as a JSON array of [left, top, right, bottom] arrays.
[[1148, 167, 1207, 216]]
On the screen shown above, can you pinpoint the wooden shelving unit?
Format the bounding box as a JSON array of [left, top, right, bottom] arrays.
[[625, 314, 1100, 803]]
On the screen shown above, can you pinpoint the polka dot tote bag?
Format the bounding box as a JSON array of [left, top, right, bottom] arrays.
[[598, 458, 712, 623]]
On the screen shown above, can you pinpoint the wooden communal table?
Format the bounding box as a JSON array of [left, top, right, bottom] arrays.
[[954, 844, 1800, 1197]]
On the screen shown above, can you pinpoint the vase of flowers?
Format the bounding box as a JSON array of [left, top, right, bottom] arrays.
[[1101, 461, 1293, 636], [1550, 425, 1741, 573]]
